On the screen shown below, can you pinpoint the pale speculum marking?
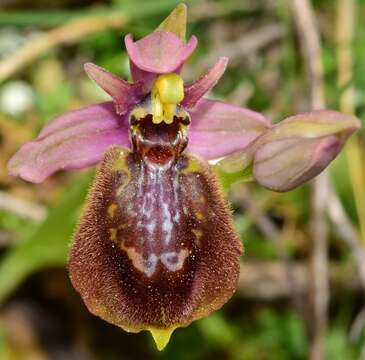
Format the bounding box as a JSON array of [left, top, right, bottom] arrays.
[[136, 163, 180, 246], [133, 162, 190, 277], [106, 101, 194, 278], [160, 249, 189, 272], [121, 248, 190, 278], [109, 159, 191, 278], [120, 245, 159, 278]]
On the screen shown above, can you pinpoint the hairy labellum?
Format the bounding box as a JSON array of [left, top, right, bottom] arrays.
[[69, 112, 242, 348]]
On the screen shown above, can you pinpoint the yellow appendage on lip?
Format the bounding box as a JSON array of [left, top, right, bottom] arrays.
[[152, 73, 184, 125], [149, 327, 176, 351]]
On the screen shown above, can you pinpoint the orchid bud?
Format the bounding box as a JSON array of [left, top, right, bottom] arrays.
[[252, 111, 361, 191]]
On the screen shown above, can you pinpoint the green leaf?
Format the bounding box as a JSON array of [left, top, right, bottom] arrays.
[[0, 174, 91, 304]]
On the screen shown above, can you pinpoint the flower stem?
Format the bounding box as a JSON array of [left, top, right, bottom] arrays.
[[336, 0, 365, 245]]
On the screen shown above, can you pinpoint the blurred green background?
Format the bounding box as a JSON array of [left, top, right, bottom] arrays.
[[0, 0, 365, 359]]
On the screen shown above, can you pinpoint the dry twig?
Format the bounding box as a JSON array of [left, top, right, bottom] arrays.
[[336, 0, 365, 353], [335, 0, 365, 262], [288, 1, 329, 359], [0, 191, 46, 221], [336, 0, 365, 245], [0, 14, 127, 83]]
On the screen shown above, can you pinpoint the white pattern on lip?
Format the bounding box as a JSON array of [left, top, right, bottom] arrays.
[[162, 202, 173, 244], [142, 253, 159, 278], [160, 250, 189, 272], [122, 245, 159, 278], [135, 164, 182, 246], [123, 153, 189, 277], [123, 248, 189, 277]]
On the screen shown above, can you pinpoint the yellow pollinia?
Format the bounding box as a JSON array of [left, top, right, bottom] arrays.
[[151, 73, 184, 125]]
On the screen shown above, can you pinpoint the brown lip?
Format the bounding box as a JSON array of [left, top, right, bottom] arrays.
[[144, 145, 175, 165]]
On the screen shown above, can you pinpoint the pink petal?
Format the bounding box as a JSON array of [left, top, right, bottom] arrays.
[[253, 136, 342, 192], [84, 63, 143, 115], [8, 102, 129, 183], [215, 109, 360, 175], [182, 57, 228, 109], [125, 31, 197, 74], [187, 99, 271, 160], [126, 31, 195, 93], [251, 110, 361, 191], [270, 110, 361, 140]]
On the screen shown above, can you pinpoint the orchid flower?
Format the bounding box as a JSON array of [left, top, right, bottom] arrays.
[[7, 4, 360, 351]]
